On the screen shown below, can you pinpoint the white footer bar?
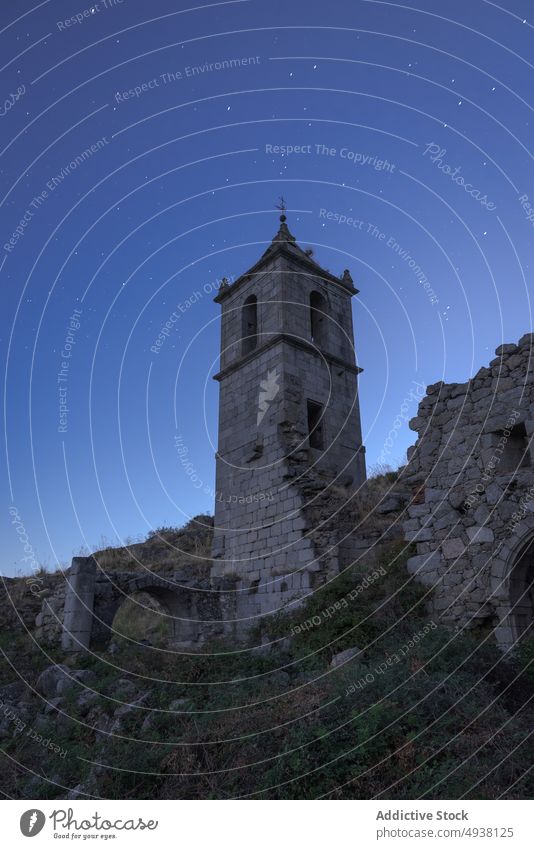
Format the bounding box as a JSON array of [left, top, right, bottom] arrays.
[[5, 799, 533, 848]]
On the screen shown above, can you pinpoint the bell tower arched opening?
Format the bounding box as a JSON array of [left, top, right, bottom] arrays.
[[242, 295, 258, 356]]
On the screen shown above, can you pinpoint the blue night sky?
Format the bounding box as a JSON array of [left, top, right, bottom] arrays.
[[1, 0, 532, 575]]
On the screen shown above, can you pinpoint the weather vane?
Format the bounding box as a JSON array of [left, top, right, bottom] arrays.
[[276, 196, 287, 220]]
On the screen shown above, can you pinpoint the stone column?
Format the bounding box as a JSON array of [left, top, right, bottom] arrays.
[[61, 557, 96, 652]]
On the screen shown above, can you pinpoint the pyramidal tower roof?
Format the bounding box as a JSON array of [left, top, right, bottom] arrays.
[[215, 213, 358, 302]]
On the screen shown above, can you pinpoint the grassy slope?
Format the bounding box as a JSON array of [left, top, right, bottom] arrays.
[[1, 540, 533, 799]]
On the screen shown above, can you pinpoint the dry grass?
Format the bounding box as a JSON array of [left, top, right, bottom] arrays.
[[90, 515, 214, 576]]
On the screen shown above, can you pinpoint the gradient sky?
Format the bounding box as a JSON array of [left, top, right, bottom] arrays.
[[1, 0, 533, 575]]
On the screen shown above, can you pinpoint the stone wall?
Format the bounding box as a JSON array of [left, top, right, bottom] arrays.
[[0, 556, 226, 653], [403, 334, 534, 648], [60, 557, 227, 651], [0, 576, 58, 636]]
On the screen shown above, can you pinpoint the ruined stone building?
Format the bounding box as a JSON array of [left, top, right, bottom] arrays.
[[18, 218, 533, 654], [52, 215, 367, 650], [403, 335, 534, 648]]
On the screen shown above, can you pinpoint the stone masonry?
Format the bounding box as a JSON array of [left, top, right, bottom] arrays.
[[403, 334, 534, 648], [51, 557, 223, 651], [211, 214, 366, 628]]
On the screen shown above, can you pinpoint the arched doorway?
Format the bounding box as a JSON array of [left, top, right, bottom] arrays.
[[509, 536, 534, 641], [112, 590, 172, 646], [92, 579, 201, 650]]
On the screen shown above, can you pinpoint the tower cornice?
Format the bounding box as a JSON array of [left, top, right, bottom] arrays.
[[213, 333, 363, 381]]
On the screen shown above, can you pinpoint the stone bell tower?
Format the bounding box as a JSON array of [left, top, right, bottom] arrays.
[[211, 213, 366, 621]]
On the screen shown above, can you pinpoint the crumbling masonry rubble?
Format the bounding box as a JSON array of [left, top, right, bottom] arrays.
[[402, 334, 534, 648]]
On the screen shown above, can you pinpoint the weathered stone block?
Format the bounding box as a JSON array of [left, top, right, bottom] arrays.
[[330, 646, 360, 668], [404, 527, 433, 543], [495, 344, 518, 356], [467, 526, 494, 544], [406, 550, 442, 577], [441, 538, 465, 559]]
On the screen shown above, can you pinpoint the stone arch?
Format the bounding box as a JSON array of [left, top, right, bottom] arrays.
[[61, 558, 202, 651], [96, 579, 202, 649], [508, 533, 534, 642], [491, 521, 534, 649], [122, 576, 201, 645]]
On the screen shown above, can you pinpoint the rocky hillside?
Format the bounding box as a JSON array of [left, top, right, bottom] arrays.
[[1, 538, 533, 800]]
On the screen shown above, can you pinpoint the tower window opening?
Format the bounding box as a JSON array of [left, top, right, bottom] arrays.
[[310, 290, 328, 347], [307, 400, 325, 450], [498, 422, 531, 473], [242, 295, 258, 355]]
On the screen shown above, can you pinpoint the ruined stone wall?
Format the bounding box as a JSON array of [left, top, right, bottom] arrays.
[[0, 555, 226, 653], [60, 557, 225, 651], [0, 575, 59, 637], [403, 334, 534, 647]]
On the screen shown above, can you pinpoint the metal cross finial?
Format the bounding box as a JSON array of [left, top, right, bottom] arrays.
[[276, 196, 286, 213]]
